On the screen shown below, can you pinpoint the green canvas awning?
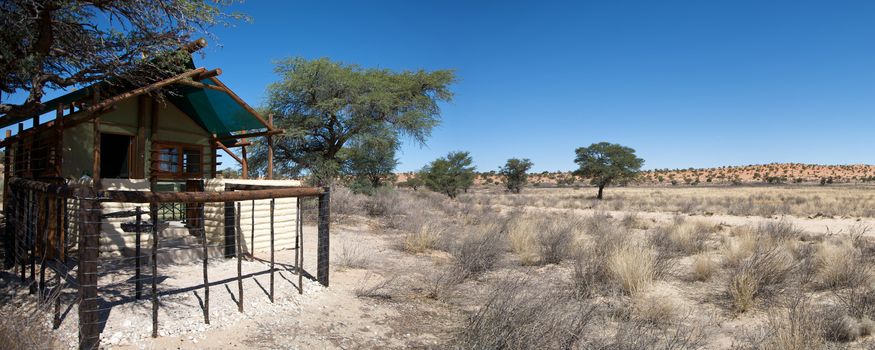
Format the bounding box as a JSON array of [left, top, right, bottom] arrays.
[[0, 69, 269, 141]]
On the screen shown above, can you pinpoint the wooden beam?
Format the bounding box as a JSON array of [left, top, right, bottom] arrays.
[[213, 137, 244, 165], [175, 78, 225, 92], [207, 77, 276, 131], [218, 129, 283, 142], [193, 68, 222, 81], [150, 98, 159, 191], [101, 186, 325, 203], [54, 104, 63, 177]]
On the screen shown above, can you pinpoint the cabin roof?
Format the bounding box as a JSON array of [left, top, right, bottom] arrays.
[[0, 67, 275, 143]]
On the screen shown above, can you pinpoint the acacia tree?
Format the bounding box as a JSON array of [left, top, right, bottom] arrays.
[[0, 0, 245, 118], [340, 126, 399, 191], [423, 151, 475, 199], [573, 142, 643, 200], [499, 158, 533, 193], [249, 58, 455, 185]]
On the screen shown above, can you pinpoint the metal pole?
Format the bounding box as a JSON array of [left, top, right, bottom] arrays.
[[297, 197, 303, 294]]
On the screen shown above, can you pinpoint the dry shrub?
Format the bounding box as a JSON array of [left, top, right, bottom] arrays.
[[507, 215, 540, 265], [821, 305, 875, 342], [0, 294, 57, 350], [722, 226, 759, 267], [751, 298, 825, 350], [335, 242, 370, 269], [584, 210, 615, 236], [402, 219, 443, 254], [727, 246, 797, 313], [650, 220, 716, 255], [354, 272, 399, 299], [621, 211, 649, 230], [834, 282, 875, 320], [572, 223, 623, 298], [814, 238, 871, 290], [452, 224, 506, 278], [536, 216, 581, 265], [421, 265, 465, 300], [758, 220, 803, 242], [329, 186, 364, 222], [590, 313, 708, 350], [691, 253, 716, 282], [631, 294, 678, 326], [608, 243, 658, 296], [455, 277, 595, 349]]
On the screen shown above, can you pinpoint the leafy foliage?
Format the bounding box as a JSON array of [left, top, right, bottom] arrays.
[[573, 142, 644, 199], [340, 126, 399, 192], [251, 57, 455, 184], [499, 158, 534, 193], [422, 151, 476, 198], [0, 0, 246, 117]]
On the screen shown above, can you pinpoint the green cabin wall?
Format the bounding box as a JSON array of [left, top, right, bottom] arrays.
[[44, 97, 215, 179]]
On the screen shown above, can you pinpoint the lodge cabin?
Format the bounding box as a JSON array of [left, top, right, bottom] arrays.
[[0, 56, 295, 261]]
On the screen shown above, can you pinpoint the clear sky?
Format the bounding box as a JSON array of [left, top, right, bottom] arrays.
[[9, 1, 875, 172]]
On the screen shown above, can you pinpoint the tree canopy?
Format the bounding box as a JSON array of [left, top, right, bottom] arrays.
[[423, 151, 476, 199], [573, 142, 643, 199], [250, 57, 455, 184], [0, 0, 245, 118], [499, 158, 533, 193], [340, 126, 399, 191]]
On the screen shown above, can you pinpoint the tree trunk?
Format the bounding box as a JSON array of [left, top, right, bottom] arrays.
[[597, 185, 605, 200]]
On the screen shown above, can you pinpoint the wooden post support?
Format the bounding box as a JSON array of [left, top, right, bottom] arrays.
[[78, 186, 101, 350], [150, 203, 159, 338], [3, 144, 12, 269], [135, 207, 142, 300], [236, 202, 243, 313], [55, 104, 64, 177], [135, 96, 147, 179], [92, 88, 101, 189], [269, 198, 274, 303], [250, 200, 254, 259], [149, 99, 159, 191], [267, 114, 274, 180], [29, 193, 35, 294], [297, 197, 303, 294], [201, 203, 210, 324], [53, 195, 62, 329], [240, 144, 248, 179], [317, 188, 330, 287], [223, 201, 235, 258]]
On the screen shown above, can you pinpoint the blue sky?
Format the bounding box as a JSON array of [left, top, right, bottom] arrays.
[[9, 1, 875, 172]]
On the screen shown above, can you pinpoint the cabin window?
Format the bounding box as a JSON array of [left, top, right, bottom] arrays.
[[154, 143, 203, 178], [100, 133, 133, 179]]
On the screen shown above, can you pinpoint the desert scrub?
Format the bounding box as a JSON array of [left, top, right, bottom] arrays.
[[452, 223, 506, 277], [507, 214, 540, 265], [814, 238, 871, 290], [536, 215, 582, 265], [402, 219, 443, 253], [727, 246, 797, 313], [691, 253, 716, 281], [455, 277, 594, 349], [608, 242, 658, 296], [649, 219, 718, 256]]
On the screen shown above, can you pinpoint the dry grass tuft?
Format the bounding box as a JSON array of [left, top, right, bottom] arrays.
[[631, 294, 678, 326], [536, 216, 581, 265], [335, 242, 370, 269], [691, 253, 716, 282], [815, 238, 871, 290], [507, 215, 540, 265], [649, 220, 717, 255], [727, 245, 797, 313], [722, 226, 759, 267], [756, 298, 825, 350], [608, 243, 658, 296], [452, 223, 506, 278], [455, 277, 595, 349], [402, 219, 443, 254], [0, 296, 57, 350]]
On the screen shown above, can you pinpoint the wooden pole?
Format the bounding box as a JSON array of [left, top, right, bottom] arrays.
[[223, 200, 235, 258], [317, 188, 330, 287], [149, 98, 159, 191], [78, 186, 100, 350], [55, 104, 64, 177], [236, 202, 243, 313], [91, 89, 101, 189], [297, 197, 302, 294], [269, 198, 274, 303], [250, 200, 254, 259], [53, 195, 62, 329], [267, 114, 274, 180], [135, 96, 147, 179], [240, 144, 248, 179], [150, 203, 159, 338], [3, 141, 12, 269], [135, 207, 142, 300], [201, 202, 210, 324]]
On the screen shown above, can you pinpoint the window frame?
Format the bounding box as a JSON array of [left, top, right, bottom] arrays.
[[152, 141, 205, 179]]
